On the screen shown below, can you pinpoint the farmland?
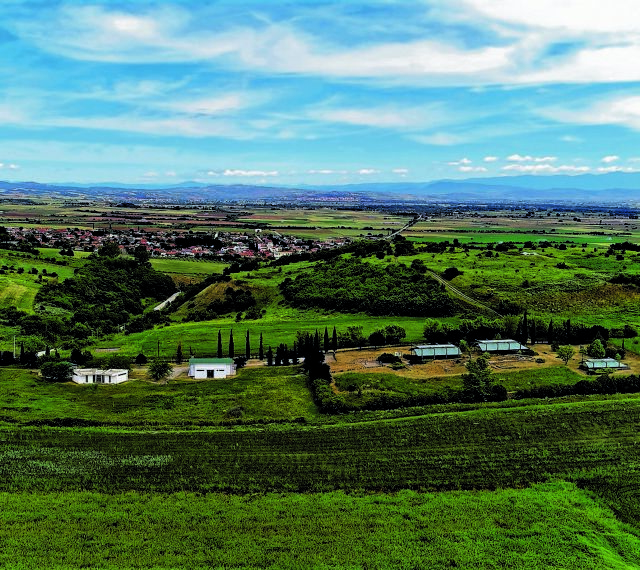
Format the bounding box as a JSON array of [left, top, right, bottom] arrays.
[[3, 201, 640, 567]]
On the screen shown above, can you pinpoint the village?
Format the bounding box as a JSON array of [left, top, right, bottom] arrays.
[[1, 225, 351, 260]]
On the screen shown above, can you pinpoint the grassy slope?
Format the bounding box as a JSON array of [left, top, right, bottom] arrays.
[[1, 482, 639, 569]]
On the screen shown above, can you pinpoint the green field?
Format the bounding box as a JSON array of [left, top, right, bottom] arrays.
[[149, 257, 228, 275], [334, 365, 584, 397], [2, 482, 639, 569], [0, 367, 318, 425]]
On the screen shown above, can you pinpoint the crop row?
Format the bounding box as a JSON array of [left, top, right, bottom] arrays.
[[1, 397, 639, 494]]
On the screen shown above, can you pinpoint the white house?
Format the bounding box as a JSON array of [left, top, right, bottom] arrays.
[[72, 368, 129, 384], [188, 357, 236, 379]]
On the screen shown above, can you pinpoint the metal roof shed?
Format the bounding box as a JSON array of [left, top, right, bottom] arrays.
[[583, 358, 629, 371], [412, 344, 461, 358], [477, 339, 528, 352]]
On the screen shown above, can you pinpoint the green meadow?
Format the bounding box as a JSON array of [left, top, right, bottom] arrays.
[[1, 482, 639, 569]]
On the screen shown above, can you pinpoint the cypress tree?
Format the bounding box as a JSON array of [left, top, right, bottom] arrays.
[[245, 330, 251, 359], [259, 333, 264, 360], [530, 319, 537, 345], [175, 341, 183, 364], [217, 330, 223, 358], [332, 326, 338, 352], [522, 310, 529, 345], [266, 346, 273, 366], [229, 329, 235, 358], [19, 342, 24, 364], [547, 319, 555, 344], [314, 329, 320, 352], [323, 327, 330, 353]]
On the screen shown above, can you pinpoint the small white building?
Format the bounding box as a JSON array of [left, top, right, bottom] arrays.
[[72, 368, 129, 384], [477, 339, 528, 353], [188, 358, 236, 379]]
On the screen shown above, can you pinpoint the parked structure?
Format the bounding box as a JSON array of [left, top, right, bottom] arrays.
[[582, 358, 629, 374], [477, 339, 528, 353], [188, 357, 236, 379], [411, 344, 461, 359], [72, 368, 129, 384]]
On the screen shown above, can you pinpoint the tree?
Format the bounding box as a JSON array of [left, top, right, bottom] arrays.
[[135, 352, 148, 365], [133, 244, 151, 264], [40, 361, 73, 383], [217, 330, 223, 358], [459, 339, 470, 359], [368, 330, 385, 348], [323, 327, 330, 353], [266, 346, 273, 366], [587, 338, 606, 359], [557, 345, 575, 365], [148, 359, 173, 384], [229, 329, 235, 358], [383, 325, 406, 344], [332, 326, 338, 353], [462, 354, 493, 394], [97, 241, 121, 258], [175, 341, 183, 364], [623, 324, 638, 349], [245, 330, 251, 359], [259, 333, 264, 360]]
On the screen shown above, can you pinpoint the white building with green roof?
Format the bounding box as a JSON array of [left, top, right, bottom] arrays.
[[188, 357, 236, 379]]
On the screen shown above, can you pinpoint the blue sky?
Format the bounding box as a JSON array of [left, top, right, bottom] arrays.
[[2, 0, 640, 185]]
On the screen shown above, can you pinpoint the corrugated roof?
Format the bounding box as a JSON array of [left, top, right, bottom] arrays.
[[477, 339, 527, 351], [584, 358, 627, 369], [189, 358, 235, 364]]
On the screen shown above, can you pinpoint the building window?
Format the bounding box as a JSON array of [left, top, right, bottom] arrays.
[[207, 370, 214, 378]]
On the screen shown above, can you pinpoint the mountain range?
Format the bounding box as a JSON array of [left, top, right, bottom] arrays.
[[2, 173, 640, 204]]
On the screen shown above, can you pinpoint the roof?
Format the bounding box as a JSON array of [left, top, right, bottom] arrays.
[[73, 368, 128, 375], [189, 358, 235, 365], [477, 339, 527, 351], [584, 358, 628, 369], [412, 344, 461, 356]]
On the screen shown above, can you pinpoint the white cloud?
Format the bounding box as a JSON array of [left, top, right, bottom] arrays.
[[392, 168, 409, 174], [461, 0, 640, 34], [507, 154, 556, 162], [597, 165, 640, 173], [502, 164, 590, 173], [223, 169, 279, 177], [358, 168, 379, 175], [545, 96, 640, 131], [0, 163, 20, 170], [448, 157, 473, 166], [459, 165, 487, 172], [308, 169, 341, 175], [412, 133, 465, 146], [483, 156, 498, 162], [601, 155, 620, 163]]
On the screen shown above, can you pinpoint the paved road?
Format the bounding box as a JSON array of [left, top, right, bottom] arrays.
[[154, 292, 181, 311]]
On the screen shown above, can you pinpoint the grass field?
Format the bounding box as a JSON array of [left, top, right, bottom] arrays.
[[149, 258, 227, 275], [1, 482, 639, 569], [0, 367, 318, 425], [334, 365, 584, 396]]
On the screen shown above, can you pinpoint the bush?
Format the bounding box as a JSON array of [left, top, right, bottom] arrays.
[[377, 353, 401, 364]]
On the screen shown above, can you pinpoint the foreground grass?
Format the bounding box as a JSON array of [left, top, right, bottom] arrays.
[[1, 482, 638, 569]]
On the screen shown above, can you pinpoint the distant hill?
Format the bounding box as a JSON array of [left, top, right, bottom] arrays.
[[1, 172, 640, 204]]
